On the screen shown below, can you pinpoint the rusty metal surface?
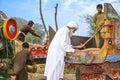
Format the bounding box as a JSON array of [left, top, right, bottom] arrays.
[[65, 54, 120, 65], [71, 61, 120, 79], [104, 3, 119, 19], [111, 20, 120, 49], [80, 74, 106, 80], [80, 70, 120, 80], [66, 54, 120, 79], [104, 3, 120, 50]]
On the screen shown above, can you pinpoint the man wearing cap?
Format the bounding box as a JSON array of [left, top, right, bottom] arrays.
[[17, 20, 41, 42], [44, 21, 84, 80]]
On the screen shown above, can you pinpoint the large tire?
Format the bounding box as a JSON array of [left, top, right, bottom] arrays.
[[3, 18, 18, 40]]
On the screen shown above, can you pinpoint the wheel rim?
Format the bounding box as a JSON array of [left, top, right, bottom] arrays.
[[3, 18, 18, 40]]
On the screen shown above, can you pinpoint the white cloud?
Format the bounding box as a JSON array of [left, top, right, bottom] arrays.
[[104, 0, 117, 3], [63, 0, 78, 9], [43, 0, 48, 3]]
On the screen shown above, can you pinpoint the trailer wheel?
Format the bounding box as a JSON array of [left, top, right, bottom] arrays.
[[3, 18, 18, 40]]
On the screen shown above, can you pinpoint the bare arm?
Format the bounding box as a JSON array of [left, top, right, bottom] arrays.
[[28, 28, 41, 38]]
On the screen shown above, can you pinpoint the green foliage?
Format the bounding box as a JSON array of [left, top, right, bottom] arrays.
[[13, 17, 27, 30], [64, 64, 75, 74], [36, 64, 75, 74], [36, 65, 45, 74], [84, 14, 95, 36]]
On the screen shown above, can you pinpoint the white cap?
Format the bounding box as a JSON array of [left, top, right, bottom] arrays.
[[67, 21, 78, 29]]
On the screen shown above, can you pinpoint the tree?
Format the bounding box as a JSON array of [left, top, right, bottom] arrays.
[[84, 14, 95, 36], [54, 3, 58, 31]]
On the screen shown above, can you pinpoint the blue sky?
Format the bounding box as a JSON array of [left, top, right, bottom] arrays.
[[0, 0, 120, 36]]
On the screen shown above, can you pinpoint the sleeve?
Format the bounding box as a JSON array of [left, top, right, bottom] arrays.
[[104, 13, 107, 20], [92, 14, 97, 28], [60, 30, 75, 53]]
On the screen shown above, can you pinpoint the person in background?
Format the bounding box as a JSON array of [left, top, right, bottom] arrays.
[[93, 4, 106, 48], [17, 20, 41, 42], [44, 21, 84, 80], [13, 42, 36, 80]]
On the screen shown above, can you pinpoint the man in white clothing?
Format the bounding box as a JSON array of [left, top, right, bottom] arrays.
[[44, 21, 84, 80]]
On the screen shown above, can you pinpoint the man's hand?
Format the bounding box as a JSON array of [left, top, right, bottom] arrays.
[[32, 63, 37, 70], [0, 63, 3, 68], [74, 49, 80, 55], [67, 49, 80, 56]]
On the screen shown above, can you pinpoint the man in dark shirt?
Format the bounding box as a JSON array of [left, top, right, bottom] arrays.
[[14, 42, 36, 80], [17, 20, 41, 42]]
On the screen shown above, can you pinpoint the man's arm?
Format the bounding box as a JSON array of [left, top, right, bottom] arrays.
[[92, 13, 97, 29], [27, 52, 37, 70], [60, 30, 75, 53], [28, 27, 41, 38]]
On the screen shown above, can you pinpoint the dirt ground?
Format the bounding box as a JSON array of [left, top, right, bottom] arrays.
[[11, 73, 76, 80], [29, 73, 76, 80]]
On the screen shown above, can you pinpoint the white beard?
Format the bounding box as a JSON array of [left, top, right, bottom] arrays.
[[69, 30, 73, 37]]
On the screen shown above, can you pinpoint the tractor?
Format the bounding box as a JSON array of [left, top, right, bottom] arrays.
[[0, 11, 18, 80]]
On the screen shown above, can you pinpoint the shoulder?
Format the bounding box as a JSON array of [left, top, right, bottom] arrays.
[[93, 13, 98, 17], [102, 12, 106, 15], [22, 24, 28, 28], [61, 26, 68, 31], [25, 26, 33, 31], [14, 50, 27, 58], [102, 12, 105, 14], [58, 26, 69, 33], [24, 49, 30, 53], [23, 24, 30, 28], [20, 49, 30, 55], [54, 26, 68, 37]]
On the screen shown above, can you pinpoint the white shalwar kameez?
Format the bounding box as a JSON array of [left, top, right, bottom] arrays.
[[44, 26, 75, 80]]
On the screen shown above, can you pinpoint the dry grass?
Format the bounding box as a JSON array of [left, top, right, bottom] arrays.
[[15, 40, 41, 53]]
